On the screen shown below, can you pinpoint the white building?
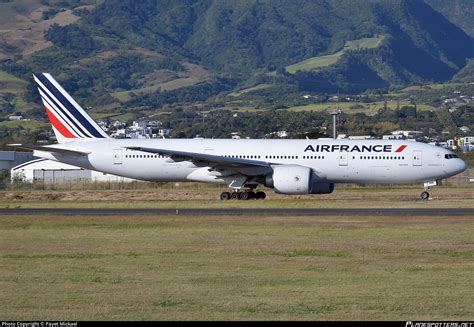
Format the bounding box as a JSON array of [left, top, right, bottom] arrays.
[[437, 141, 449, 149], [158, 129, 171, 137], [391, 130, 423, 139], [11, 159, 135, 184], [383, 134, 404, 140], [231, 132, 241, 139], [463, 136, 474, 145], [459, 126, 470, 133], [447, 139, 454, 149]]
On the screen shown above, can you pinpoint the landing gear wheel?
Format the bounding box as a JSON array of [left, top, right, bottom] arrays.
[[420, 191, 430, 200], [231, 192, 240, 200], [240, 191, 250, 200], [255, 191, 266, 200], [220, 192, 231, 200]]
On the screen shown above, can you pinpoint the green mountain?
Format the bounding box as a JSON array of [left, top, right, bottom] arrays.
[[425, 0, 474, 37], [1, 0, 474, 113]]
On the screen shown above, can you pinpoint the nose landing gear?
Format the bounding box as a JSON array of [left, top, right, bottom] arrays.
[[420, 181, 436, 200], [420, 191, 430, 200]]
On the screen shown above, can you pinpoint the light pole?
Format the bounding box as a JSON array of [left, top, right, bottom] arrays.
[[329, 108, 341, 139]]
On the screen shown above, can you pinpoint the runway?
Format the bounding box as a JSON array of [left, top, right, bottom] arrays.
[[0, 207, 473, 216]]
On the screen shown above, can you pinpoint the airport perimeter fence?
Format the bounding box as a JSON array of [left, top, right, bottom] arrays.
[[1, 179, 473, 192], [1, 169, 472, 191]]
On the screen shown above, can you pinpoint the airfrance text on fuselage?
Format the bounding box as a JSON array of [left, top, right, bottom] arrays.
[[304, 144, 406, 153]]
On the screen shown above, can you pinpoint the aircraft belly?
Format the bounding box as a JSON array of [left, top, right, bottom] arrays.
[[326, 164, 430, 184], [89, 156, 194, 182]]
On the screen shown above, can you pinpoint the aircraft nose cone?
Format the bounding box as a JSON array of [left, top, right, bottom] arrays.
[[461, 159, 468, 172], [456, 159, 468, 174]]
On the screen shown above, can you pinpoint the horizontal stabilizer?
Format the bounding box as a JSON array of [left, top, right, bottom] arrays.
[[8, 144, 90, 156]]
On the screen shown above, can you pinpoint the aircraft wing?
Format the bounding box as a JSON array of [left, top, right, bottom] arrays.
[[8, 144, 90, 156], [125, 146, 273, 168]]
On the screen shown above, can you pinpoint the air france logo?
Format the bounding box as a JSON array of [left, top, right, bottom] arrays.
[[304, 144, 408, 153]]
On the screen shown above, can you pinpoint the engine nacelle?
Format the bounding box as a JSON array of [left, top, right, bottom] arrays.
[[310, 182, 334, 194], [264, 165, 334, 195]]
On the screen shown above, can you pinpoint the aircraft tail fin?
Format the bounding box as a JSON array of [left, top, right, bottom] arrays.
[[32, 73, 109, 143]]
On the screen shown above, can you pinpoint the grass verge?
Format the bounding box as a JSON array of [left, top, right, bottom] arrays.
[[1, 214, 473, 320]]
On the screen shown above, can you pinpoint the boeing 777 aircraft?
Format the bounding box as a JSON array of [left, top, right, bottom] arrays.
[[10, 73, 468, 200]]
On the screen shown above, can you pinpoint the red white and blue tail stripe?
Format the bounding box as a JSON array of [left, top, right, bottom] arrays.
[[33, 73, 109, 143]]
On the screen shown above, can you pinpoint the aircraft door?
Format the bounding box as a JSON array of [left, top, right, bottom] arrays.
[[113, 149, 123, 165], [412, 150, 422, 166], [338, 150, 348, 166]]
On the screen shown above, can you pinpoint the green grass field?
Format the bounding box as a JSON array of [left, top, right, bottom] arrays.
[[1, 213, 473, 320], [90, 112, 136, 121], [0, 119, 49, 130], [0, 71, 28, 85], [207, 100, 436, 116], [111, 62, 210, 102], [0, 185, 472, 209], [286, 35, 385, 73], [0, 71, 28, 99], [112, 76, 206, 102], [228, 84, 275, 97]]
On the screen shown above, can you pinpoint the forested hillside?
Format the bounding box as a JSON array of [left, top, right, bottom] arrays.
[[0, 0, 474, 114], [425, 0, 474, 37]]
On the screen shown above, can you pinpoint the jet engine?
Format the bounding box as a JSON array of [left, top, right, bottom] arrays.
[[264, 165, 334, 195]]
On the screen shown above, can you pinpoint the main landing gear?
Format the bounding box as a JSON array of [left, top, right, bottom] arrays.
[[220, 190, 266, 200]]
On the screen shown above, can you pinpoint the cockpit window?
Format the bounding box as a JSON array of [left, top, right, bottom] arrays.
[[444, 154, 459, 159]]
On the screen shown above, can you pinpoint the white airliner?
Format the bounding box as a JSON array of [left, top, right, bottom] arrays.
[[11, 73, 468, 200]]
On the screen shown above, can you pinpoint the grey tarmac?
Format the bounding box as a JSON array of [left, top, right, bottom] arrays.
[[0, 208, 473, 216]]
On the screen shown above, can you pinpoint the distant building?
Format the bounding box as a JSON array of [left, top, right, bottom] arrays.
[[383, 134, 404, 140], [0, 151, 36, 170], [459, 126, 471, 133], [437, 141, 449, 149], [8, 115, 23, 121], [461, 136, 474, 152], [447, 139, 454, 149], [158, 129, 171, 137], [264, 131, 288, 138], [391, 130, 423, 139], [11, 159, 136, 184], [464, 136, 474, 145], [231, 132, 241, 139], [347, 135, 373, 140]]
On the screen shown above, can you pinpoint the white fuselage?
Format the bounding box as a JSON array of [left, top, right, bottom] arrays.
[[34, 138, 468, 188]]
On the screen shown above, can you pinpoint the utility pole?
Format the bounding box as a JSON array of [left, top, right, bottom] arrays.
[[329, 97, 341, 139], [329, 109, 341, 139]]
